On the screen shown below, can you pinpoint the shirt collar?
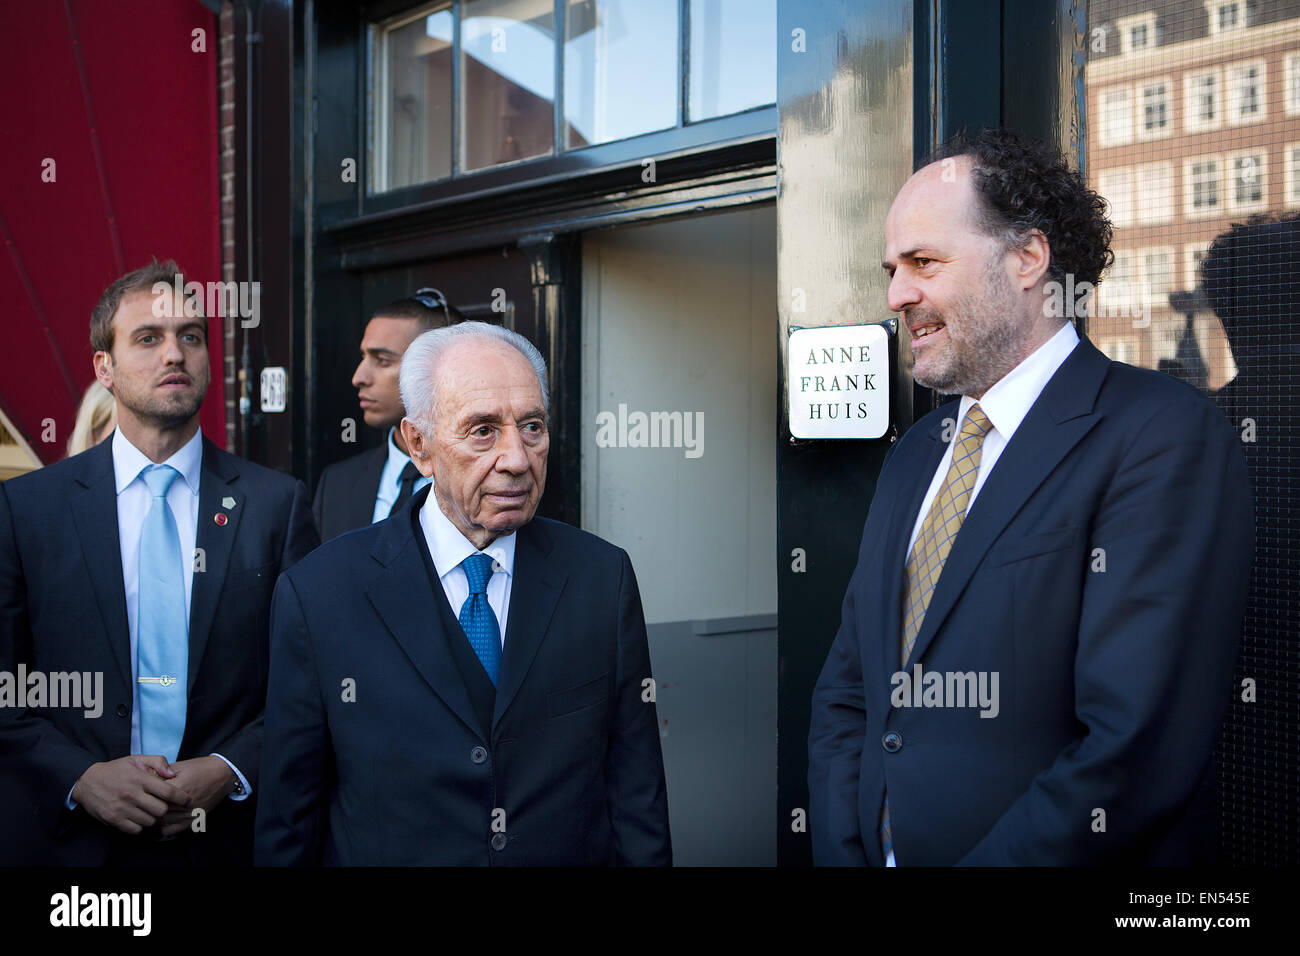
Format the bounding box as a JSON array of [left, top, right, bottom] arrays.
[[386, 426, 418, 486], [958, 322, 1080, 443], [112, 426, 204, 495], [418, 487, 517, 582]]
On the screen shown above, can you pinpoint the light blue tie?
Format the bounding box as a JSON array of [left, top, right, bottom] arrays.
[[137, 464, 188, 762], [458, 553, 501, 686]]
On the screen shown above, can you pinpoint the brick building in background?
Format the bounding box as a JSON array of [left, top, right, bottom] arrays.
[[1087, 0, 1300, 388]]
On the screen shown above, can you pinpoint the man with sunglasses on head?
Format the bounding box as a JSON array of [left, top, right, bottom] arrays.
[[313, 288, 465, 542]]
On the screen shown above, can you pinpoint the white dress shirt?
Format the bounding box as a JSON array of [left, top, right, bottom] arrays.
[[418, 489, 515, 646], [66, 427, 249, 810], [888, 321, 1080, 865], [372, 426, 432, 523], [905, 322, 1080, 555]]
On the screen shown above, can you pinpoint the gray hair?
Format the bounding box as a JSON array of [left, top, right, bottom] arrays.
[[399, 321, 549, 434]]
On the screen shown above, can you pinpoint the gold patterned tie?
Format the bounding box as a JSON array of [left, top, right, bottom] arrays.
[[880, 403, 993, 862]]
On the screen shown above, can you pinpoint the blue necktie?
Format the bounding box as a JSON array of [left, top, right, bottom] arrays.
[[137, 464, 189, 761], [458, 553, 501, 686]]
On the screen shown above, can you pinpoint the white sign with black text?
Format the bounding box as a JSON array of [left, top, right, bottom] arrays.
[[788, 324, 889, 439]]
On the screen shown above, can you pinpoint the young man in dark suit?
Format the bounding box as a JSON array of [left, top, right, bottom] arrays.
[[256, 322, 672, 865], [0, 260, 318, 865], [312, 289, 463, 542], [808, 129, 1253, 865]]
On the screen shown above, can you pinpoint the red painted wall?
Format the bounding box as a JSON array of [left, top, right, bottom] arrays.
[[0, 0, 223, 464]]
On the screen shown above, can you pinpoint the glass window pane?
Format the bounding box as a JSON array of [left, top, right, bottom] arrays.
[[460, 0, 556, 172], [688, 0, 776, 122], [374, 4, 454, 192], [563, 0, 678, 149]]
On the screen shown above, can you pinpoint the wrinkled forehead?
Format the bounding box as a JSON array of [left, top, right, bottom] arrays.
[[435, 340, 543, 416]]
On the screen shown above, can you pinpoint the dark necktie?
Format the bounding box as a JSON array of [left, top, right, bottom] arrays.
[[389, 461, 420, 517]]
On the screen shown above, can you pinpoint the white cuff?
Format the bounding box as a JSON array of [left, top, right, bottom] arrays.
[[210, 753, 252, 801]]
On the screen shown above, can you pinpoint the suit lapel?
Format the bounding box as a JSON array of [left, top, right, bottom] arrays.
[[492, 520, 565, 731], [69, 440, 132, 689], [188, 438, 244, 692], [876, 417, 949, 690], [365, 487, 484, 740], [904, 338, 1111, 667]]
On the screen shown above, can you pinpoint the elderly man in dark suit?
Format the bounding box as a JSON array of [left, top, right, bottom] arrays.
[[0, 260, 318, 865], [256, 321, 671, 865], [808, 129, 1253, 865]]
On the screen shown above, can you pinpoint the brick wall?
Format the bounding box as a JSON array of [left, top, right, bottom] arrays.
[[219, 1, 237, 451]]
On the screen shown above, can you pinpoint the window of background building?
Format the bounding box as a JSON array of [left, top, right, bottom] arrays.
[[1183, 241, 1212, 288], [1227, 149, 1268, 211], [1206, 0, 1250, 35], [1287, 52, 1300, 114], [1118, 12, 1158, 54], [1101, 86, 1135, 145], [1185, 155, 1223, 218], [1136, 161, 1174, 223], [1097, 247, 1137, 314], [1139, 246, 1176, 307], [1099, 166, 1135, 224], [1139, 78, 1173, 138], [1226, 59, 1266, 125], [1099, 338, 1138, 364], [1185, 68, 1221, 131], [1286, 142, 1300, 205], [369, 0, 777, 192]]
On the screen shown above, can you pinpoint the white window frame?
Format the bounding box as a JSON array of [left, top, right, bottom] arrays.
[[1184, 155, 1223, 220], [1138, 246, 1177, 308], [1098, 249, 1138, 315], [1135, 161, 1174, 225], [1099, 86, 1134, 147], [1098, 166, 1135, 227], [1185, 242, 1212, 290], [1205, 1, 1247, 36], [1136, 77, 1173, 141], [1184, 68, 1221, 133], [370, 0, 456, 194], [1098, 338, 1137, 365], [1226, 59, 1267, 127], [1226, 148, 1268, 212], [1116, 12, 1157, 55], [1285, 142, 1300, 208], [1286, 53, 1300, 116]]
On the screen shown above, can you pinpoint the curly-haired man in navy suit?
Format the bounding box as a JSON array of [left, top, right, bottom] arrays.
[[809, 129, 1253, 865]]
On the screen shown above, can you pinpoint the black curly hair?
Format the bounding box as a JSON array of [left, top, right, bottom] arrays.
[[921, 128, 1114, 290]]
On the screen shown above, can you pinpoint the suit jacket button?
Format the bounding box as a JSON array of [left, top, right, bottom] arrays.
[[115, 704, 129, 718], [470, 746, 488, 764], [882, 731, 903, 753], [490, 832, 507, 851]]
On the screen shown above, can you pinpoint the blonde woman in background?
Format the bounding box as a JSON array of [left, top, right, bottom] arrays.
[[66, 380, 116, 457]]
